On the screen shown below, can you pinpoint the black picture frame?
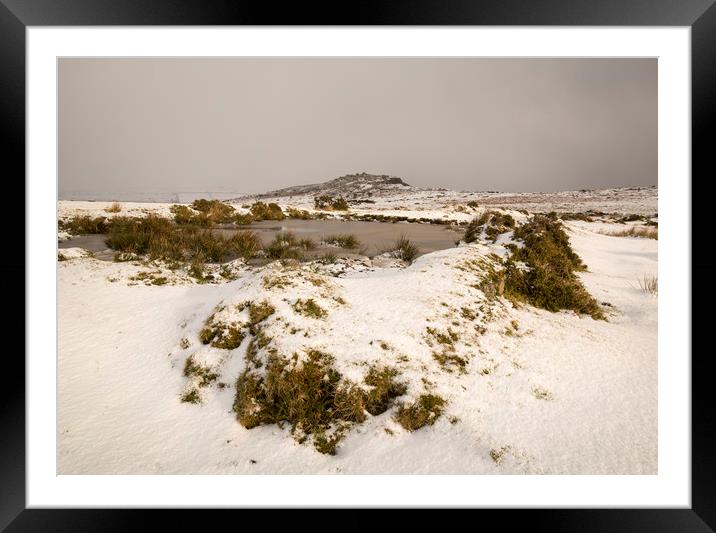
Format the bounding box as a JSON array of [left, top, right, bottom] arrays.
[[5, 0, 714, 530]]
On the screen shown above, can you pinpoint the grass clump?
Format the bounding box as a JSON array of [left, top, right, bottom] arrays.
[[605, 226, 658, 240], [59, 216, 108, 235], [395, 394, 446, 431], [388, 235, 419, 264], [426, 327, 458, 347], [265, 232, 306, 261], [104, 202, 122, 213], [170, 200, 236, 226], [199, 310, 247, 349], [285, 207, 315, 220], [170, 204, 195, 225], [211, 325, 245, 350], [180, 388, 201, 404], [432, 351, 468, 373], [314, 195, 349, 210], [192, 199, 234, 219], [318, 252, 338, 264], [464, 210, 516, 243], [363, 366, 407, 416], [233, 350, 363, 454], [105, 215, 261, 263], [558, 212, 593, 222], [312, 428, 348, 456], [616, 213, 645, 223], [501, 214, 605, 320], [183, 355, 220, 386], [249, 202, 285, 221], [292, 298, 327, 319], [532, 386, 554, 401], [322, 234, 359, 249], [248, 300, 275, 332], [233, 351, 412, 453]]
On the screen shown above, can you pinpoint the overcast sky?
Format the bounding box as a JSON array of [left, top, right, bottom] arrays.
[[59, 58, 656, 198]]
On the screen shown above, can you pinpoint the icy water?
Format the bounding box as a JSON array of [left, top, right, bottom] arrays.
[[221, 219, 463, 256], [58, 234, 116, 261], [59, 219, 464, 260]]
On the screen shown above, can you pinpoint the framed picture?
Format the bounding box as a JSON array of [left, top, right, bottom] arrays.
[[8, 0, 713, 529]]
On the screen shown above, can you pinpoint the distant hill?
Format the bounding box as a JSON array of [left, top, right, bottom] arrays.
[[232, 172, 424, 201]]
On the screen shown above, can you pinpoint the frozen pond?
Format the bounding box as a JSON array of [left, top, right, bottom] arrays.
[[59, 219, 464, 261]]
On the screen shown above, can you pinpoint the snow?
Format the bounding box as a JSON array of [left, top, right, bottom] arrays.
[[58, 185, 657, 226], [58, 202, 657, 474]]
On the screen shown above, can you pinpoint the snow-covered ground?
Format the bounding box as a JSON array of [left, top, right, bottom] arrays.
[[58, 198, 657, 474], [58, 185, 657, 225]]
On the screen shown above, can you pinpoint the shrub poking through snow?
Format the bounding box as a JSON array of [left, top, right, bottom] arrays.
[[104, 202, 122, 213], [180, 388, 201, 404], [558, 212, 593, 222], [248, 300, 275, 332], [292, 298, 327, 319], [395, 394, 446, 431], [170, 205, 196, 225], [169, 200, 236, 226], [314, 195, 349, 210], [233, 350, 364, 454], [59, 216, 109, 235], [616, 213, 645, 223], [200, 315, 246, 350], [388, 235, 419, 264], [265, 232, 306, 261], [104, 215, 261, 263], [299, 238, 317, 250], [312, 427, 349, 455], [322, 234, 359, 249], [285, 207, 315, 220], [501, 214, 605, 320], [363, 366, 408, 416], [333, 385, 368, 423], [249, 202, 285, 221], [464, 210, 516, 243], [183, 355, 220, 387], [210, 325, 245, 350], [432, 351, 469, 374], [319, 252, 338, 264], [232, 345, 411, 453], [331, 197, 349, 210], [604, 226, 658, 240]]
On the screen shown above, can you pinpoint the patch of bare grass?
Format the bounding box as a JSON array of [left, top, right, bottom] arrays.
[[292, 298, 327, 319], [604, 226, 658, 239], [395, 394, 446, 431]]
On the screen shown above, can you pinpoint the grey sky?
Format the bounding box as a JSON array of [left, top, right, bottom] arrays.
[[59, 58, 656, 198]]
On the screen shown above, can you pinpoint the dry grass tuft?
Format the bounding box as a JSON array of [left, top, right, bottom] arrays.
[[604, 226, 658, 240], [389, 235, 419, 264], [637, 274, 658, 295], [395, 394, 446, 431]]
